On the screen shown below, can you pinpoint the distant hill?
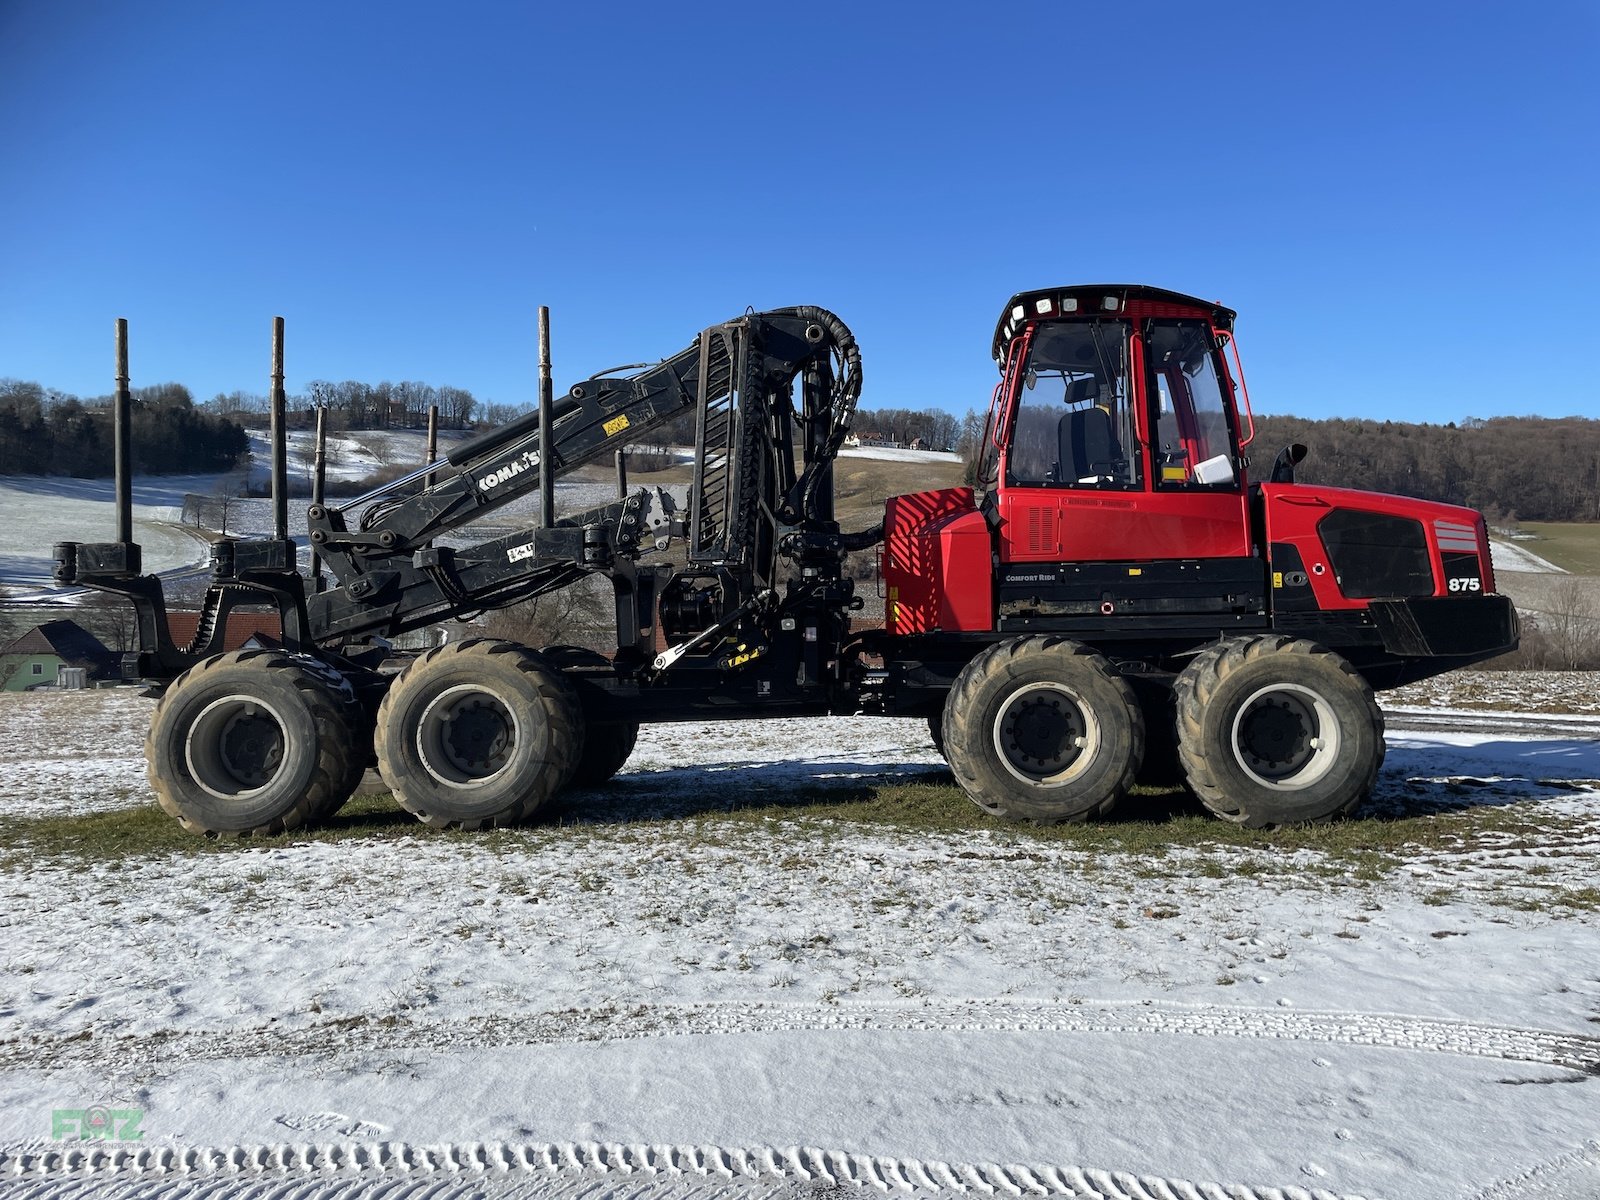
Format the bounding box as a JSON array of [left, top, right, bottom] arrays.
[[1251, 413, 1600, 523]]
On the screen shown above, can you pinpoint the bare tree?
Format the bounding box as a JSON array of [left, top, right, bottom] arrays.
[[482, 577, 613, 651], [82, 592, 137, 653], [1540, 576, 1600, 670]]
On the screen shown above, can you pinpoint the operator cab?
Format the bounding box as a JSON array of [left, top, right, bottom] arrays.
[[979, 285, 1255, 564]]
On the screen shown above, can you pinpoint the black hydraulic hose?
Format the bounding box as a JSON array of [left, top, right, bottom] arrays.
[[767, 305, 863, 525], [839, 523, 883, 552]]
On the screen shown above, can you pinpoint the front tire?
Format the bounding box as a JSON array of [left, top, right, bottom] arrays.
[[146, 650, 358, 836], [942, 636, 1143, 823], [375, 639, 582, 829], [1174, 635, 1384, 827]]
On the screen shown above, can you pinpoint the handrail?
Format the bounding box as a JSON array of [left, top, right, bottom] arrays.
[[1221, 328, 1257, 449]]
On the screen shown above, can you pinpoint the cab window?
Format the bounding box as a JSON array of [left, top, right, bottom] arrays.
[[1147, 320, 1238, 488], [1006, 321, 1139, 489]]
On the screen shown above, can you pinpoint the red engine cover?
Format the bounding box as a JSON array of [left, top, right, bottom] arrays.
[[1261, 483, 1494, 610], [881, 488, 993, 633]]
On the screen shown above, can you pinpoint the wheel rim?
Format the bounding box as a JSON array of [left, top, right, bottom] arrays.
[[185, 696, 288, 799], [991, 682, 1099, 785], [416, 684, 520, 787], [1230, 682, 1342, 789]]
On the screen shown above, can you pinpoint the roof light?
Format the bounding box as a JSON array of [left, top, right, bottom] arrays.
[[1060, 298, 1078, 312], [1034, 298, 1053, 315], [1102, 295, 1120, 311], [1011, 305, 1026, 322]]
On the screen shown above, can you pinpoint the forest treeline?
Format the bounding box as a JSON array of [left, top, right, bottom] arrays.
[[1248, 414, 1600, 523], [0, 381, 247, 476], [0, 376, 502, 478], [4, 369, 1599, 522], [213, 380, 492, 430]]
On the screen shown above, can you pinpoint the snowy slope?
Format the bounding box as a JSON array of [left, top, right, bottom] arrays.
[[1490, 539, 1569, 574]]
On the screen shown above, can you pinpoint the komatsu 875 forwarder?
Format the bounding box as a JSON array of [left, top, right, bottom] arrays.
[[55, 286, 1516, 834]]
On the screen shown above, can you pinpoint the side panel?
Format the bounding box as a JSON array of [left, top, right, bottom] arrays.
[[881, 488, 991, 634], [997, 489, 1252, 563], [937, 510, 995, 631]]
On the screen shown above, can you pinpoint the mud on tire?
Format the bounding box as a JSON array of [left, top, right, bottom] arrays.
[[1174, 635, 1384, 827], [942, 635, 1143, 823], [146, 650, 359, 837], [375, 639, 582, 829]]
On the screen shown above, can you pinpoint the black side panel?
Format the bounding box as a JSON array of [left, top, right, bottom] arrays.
[[1266, 542, 1320, 613], [997, 557, 1265, 621], [1368, 595, 1519, 658], [1317, 510, 1431, 599], [1441, 551, 1486, 592]]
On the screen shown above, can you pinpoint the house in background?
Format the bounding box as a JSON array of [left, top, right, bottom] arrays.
[[0, 620, 117, 691], [162, 610, 284, 654]]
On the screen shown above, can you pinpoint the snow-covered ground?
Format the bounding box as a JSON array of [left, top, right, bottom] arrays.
[[0, 428, 637, 594], [1490, 539, 1568, 574], [0, 479, 209, 596], [840, 445, 963, 465], [1, 681, 1598, 1199]]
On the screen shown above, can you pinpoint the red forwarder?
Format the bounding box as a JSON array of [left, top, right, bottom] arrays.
[[59, 287, 1515, 836], [878, 285, 1515, 825]]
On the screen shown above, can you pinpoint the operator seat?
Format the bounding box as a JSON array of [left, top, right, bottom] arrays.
[[1060, 405, 1123, 481]]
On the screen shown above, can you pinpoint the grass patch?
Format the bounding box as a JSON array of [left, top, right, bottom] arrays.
[[7, 773, 1595, 900], [0, 793, 446, 866], [1509, 522, 1600, 574]]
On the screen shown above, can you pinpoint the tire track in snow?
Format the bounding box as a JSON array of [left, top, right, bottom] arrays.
[[0, 1140, 1376, 1200], [10, 998, 1600, 1077]]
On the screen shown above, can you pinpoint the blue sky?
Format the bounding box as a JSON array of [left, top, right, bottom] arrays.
[[1, 1, 1595, 424]]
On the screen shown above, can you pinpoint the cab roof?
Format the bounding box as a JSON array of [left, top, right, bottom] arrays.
[[992, 285, 1236, 365]]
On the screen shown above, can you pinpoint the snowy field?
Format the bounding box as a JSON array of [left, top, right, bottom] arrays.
[[0, 429, 646, 595], [1, 676, 1598, 1199]]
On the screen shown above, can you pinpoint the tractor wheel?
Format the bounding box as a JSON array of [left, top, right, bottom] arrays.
[[375, 639, 581, 829], [942, 636, 1143, 823], [1174, 635, 1384, 827], [146, 650, 359, 837], [291, 657, 375, 820], [570, 721, 639, 787], [541, 644, 639, 787]]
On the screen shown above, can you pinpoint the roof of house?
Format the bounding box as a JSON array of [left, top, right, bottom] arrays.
[[1, 619, 117, 671], [164, 610, 284, 654]]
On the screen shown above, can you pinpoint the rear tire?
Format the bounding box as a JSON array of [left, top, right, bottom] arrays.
[[146, 650, 358, 837], [1174, 635, 1384, 827], [293, 657, 374, 820], [375, 639, 581, 829], [942, 636, 1142, 823], [570, 722, 639, 786], [542, 645, 639, 787]]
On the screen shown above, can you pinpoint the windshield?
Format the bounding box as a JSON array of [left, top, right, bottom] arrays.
[[1147, 320, 1236, 486], [1007, 321, 1138, 488]]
